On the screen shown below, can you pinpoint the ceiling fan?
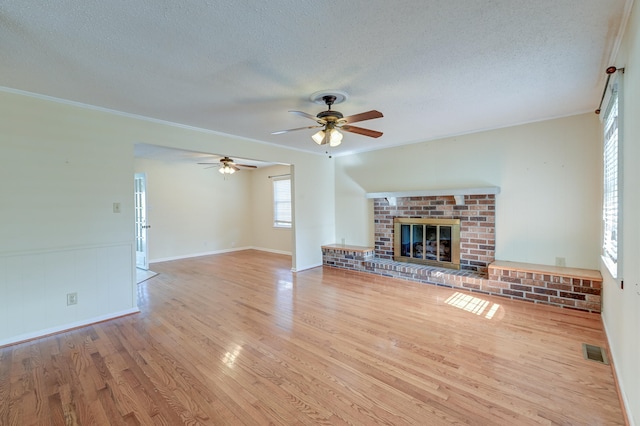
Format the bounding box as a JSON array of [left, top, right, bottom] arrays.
[[272, 92, 383, 147], [198, 156, 257, 175]]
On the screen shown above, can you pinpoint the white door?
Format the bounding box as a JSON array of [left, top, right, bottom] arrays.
[[134, 173, 149, 270]]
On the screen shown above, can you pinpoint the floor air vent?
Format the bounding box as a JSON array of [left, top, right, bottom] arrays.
[[582, 343, 609, 365]]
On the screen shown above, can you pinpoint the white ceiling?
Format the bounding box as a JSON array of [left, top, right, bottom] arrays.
[[0, 0, 631, 156]]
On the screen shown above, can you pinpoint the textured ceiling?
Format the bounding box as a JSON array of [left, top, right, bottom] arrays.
[[0, 0, 631, 156]]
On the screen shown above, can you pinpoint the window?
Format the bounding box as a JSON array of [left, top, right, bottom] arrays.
[[602, 79, 620, 277], [273, 177, 291, 228]]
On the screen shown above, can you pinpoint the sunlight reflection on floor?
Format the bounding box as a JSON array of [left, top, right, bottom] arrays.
[[223, 344, 243, 368], [445, 292, 501, 320]]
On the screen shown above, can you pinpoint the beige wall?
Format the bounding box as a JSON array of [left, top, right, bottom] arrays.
[[335, 113, 602, 269], [601, 1, 640, 423], [1, 96, 135, 251], [0, 92, 139, 344]]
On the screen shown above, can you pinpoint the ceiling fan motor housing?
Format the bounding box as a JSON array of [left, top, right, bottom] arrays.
[[317, 110, 344, 121]]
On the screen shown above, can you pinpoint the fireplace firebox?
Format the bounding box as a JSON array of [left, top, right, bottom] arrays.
[[393, 218, 461, 269]]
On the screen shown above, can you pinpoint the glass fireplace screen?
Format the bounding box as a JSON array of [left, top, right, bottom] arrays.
[[393, 218, 460, 269]]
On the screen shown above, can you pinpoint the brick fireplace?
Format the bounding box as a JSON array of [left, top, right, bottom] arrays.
[[374, 194, 495, 274]]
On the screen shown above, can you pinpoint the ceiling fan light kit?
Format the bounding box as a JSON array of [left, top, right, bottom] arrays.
[[219, 164, 237, 174], [197, 156, 257, 176], [312, 127, 343, 147], [272, 90, 383, 148]]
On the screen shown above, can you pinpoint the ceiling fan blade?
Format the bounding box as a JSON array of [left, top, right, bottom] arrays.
[[289, 110, 323, 121], [272, 125, 323, 135], [197, 162, 218, 165], [236, 164, 257, 169], [340, 125, 383, 138], [342, 110, 383, 124]]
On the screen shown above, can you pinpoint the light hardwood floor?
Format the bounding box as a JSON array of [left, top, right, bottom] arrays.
[[0, 250, 625, 425]]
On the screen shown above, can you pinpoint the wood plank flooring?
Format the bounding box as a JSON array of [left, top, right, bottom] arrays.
[[0, 250, 625, 425]]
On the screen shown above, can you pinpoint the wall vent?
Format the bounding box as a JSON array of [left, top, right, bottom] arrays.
[[582, 343, 609, 365]]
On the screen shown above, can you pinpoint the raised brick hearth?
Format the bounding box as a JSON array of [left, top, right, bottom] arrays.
[[321, 192, 602, 313], [321, 245, 602, 313]]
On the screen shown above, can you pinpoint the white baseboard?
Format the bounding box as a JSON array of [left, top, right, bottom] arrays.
[[150, 247, 252, 264], [291, 262, 323, 272], [601, 316, 634, 426], [250, 247, 292, 256], [150, 246, 293, 264], [0, 308, 140, 347]]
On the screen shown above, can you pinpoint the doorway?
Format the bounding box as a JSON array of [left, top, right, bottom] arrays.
[[134, 172, 149, 270]]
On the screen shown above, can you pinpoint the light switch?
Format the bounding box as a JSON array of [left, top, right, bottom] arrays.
[[113, 202, 121, 213]]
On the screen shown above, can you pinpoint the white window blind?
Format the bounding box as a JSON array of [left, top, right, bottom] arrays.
[[602, 85, 619, 276], [273, 178, 292, 228]]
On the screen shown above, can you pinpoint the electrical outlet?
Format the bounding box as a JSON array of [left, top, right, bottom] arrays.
[[67, 292, 78, 305], [555, 257, 566, 267]]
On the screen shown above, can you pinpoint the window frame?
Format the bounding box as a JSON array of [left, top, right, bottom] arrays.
[[272, 176, 292, 229], [601, 73, 622, 279]]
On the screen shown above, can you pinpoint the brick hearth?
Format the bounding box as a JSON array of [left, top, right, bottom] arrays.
[[321, 193, 602, 313], [321, 245, 602, 313]]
